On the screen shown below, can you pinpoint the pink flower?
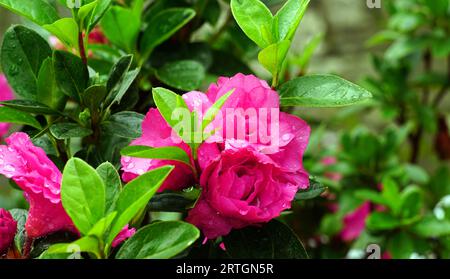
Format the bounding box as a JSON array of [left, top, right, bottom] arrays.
[[112, 225, 136, 248], [88, 27, 108, 45], [187, 146, 309, 239], [121, 109, 195, 192], [0, 132, 76, 238], [340, 201, 371, 242], [0, 208, 17, 254], [0, 75, 14, 140]]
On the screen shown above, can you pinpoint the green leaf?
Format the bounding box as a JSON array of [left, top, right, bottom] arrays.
[[61, 158, 106, 235], [104, 55, 138, 106], [201, 89, 234, 134], [295, 178, 327, 200], [87, 0, 112, 32], [0, 106, 41, 129], [1, 25, 52, 99], [106, 55, 133, 93], [273, 0, 309, 41], [106, 68, 140, 106], [354, 189, 388, 206], [156, 60, 205, 91], [223, 219, 308, 259], [411, 215, 450, 238], [230, 0, 273, 48], [53, 50, 89, 103], [37, 58, 66, 111], [121, 145, 191, 166], [388, 231, 415, 259], [82, 85, 107, 112], [101, 5, 140, 52], [258, 40, 290, 77], [46, 236, 101, 259], [78, 0, 98, 27], [50, 123, 93, 140], [381, 177, 401, 215], [101, 111, 144, 139], [152, 87, 189, 137], [400, 186, 423, 220], [279, 75, 373, 107], [140, 8, 196, 57], [87, 211, 117, 239], [9, 209, 28, 253], [0, 100, 59, 115], [44, 18, 79, 51], [0, 0, 59, 26], [366, 212, 401, 231], [115, 221, 199, 259], [147, 189, 200, 212], [96, 162, 122, 214], [404, 164, 429, 184], [106, 166, 174, 245]]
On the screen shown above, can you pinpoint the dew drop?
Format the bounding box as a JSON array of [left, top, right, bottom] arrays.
[[4, 164, 15, 172], [126, 163, 135, 169]]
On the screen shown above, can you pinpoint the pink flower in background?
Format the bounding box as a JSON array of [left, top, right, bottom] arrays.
[[340, 201, 371, 242], [88, 27, 108, 44], [112, 225, 136, 248], [0, 74, 14, 141], [121, 109, 195, 192], [0, 208, 17, 254], [0, 132, 76, 238], [187, 146, 309, 239]]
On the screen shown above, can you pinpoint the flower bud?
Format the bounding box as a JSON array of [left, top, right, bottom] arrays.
[[0, 208, 17, 254]]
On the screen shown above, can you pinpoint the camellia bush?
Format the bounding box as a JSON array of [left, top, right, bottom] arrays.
[[0, 0, 447, 260]]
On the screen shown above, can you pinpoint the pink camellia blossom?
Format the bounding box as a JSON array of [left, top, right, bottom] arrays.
[[0, 132, 76, 238], [0, 208, 17, 254], [187, 145, 309, 239], [112, 225, 136, 248], [121, 109, 195, 192], [0, 74, 14, 140], [121, 74, 311, 239], [340, 201, 371, 242]]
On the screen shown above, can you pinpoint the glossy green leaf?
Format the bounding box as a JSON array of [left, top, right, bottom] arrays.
[[87, 211, 117, 239], [106, 166, 174, 245], [101, 6, 140, 52], [156, 60, 205, 91], [96, 162, 122, 214], [46, 236, 101, 259], [279, 75, 373, 107], [230, 0, 273, 48], [0, 0, 59, 26], [201, 89, 234, 133], [147, 189, 200, 212], [223, 219, 308, 259], [273, 0, 310, 41], [152, 87, 189, 136], [87, 0, 112, 32], [295, 178, 327, 200], [82, 85, 107, 112], [0, 100, 59, 115], [101, 111, 144, 139], [44, 18, 79, 50], [121, 145, 191, 166], [115, 221, 199, 259], [0, 106, 41, 129], [1, 25, 52, 99], [140, 8, 196, 57], [9, 209, 28, 253], [37, 58, 66, 111], [61, 158, 106, 235], [50, 123, 93, 139], [53, 50, 89, 103], [258, 40, 290, 76]]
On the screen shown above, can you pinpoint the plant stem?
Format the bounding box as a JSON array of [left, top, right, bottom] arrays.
[[432, 55, 450, 108], [22, 238, 33, 259], [78, 31, 87, 65]]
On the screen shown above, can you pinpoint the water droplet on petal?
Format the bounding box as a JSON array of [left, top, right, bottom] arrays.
[[239, 209, 249, 215], [127, 163, 135, 170]]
